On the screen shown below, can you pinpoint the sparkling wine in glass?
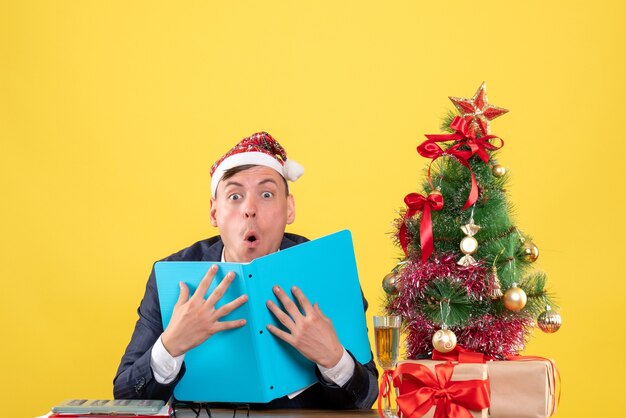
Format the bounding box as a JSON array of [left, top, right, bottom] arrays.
[[373, 315, 401, 418]]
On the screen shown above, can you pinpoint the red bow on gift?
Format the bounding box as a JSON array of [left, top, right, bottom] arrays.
[[393, 361, 490, 418], [399, 191, 444, 262], [432, 345, 491, 363], [417, 116, 504, 210]]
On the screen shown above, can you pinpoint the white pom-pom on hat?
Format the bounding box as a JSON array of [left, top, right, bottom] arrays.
[[283, 159, 304, 182]]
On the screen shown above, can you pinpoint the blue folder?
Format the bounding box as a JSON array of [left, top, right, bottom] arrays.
[[155, 230, 372, 403]]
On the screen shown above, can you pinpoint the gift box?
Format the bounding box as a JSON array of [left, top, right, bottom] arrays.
[[393, 360, 490, 418], [487, 358, 557, 418]]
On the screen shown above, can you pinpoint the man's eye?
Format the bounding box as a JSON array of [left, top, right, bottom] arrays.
[[229, 193, 242, 201], [262, 192, 273, 199]]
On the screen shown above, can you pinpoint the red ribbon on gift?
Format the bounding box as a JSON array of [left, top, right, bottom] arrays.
[[399, 191, 444, 262], [432, 345, 491, 364], [417, 116, 504, 210], [392, 361, 490, 418]]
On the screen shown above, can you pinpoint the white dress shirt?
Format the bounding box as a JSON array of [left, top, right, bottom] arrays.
[[151, 336, 355, 389]]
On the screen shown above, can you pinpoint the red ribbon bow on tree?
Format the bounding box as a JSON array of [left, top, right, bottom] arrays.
[[417, 116, 504, 210], [399, 191, 444, 262], [392, 361, 490, 418]]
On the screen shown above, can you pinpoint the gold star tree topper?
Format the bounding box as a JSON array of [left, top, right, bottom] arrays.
[[449, 82, 509, 136]]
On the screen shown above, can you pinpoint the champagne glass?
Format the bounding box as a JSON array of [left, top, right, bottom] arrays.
[[373, 315, 401, 418]]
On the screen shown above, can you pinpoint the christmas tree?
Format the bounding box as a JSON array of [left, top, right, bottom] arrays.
[[384, 83, 562, 360]]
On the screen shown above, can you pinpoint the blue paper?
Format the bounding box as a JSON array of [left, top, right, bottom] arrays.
[[155, 230, 372, 403]]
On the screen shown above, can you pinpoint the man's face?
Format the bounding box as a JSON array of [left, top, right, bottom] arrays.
[[210, 166, 295, 263]]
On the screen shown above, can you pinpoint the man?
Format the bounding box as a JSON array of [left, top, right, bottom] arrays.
[[114, 132, 378, 408]]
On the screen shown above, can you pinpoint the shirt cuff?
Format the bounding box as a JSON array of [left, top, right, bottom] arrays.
[[150, 335, 185, 384], [317, 347, 355, 387]]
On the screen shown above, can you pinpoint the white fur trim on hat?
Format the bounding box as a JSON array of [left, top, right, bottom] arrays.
[[211, 151, 302, 197]]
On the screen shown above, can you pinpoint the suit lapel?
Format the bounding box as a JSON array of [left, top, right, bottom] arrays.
[[201, 239, 224, 261]]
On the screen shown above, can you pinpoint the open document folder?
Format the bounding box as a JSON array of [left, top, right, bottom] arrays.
[[155, 230, 372, 404]]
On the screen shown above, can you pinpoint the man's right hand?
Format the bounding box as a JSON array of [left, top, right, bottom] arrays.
[[161, 265, 248, 357]]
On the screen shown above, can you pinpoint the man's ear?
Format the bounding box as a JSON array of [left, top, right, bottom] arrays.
[[286, 194, 295, 225], [210, 197, 218, 227]]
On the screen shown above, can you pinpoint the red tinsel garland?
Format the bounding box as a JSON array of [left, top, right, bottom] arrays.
[[456, 315, 533, 358], [388, 253, 534, 359], [398, 253, 489, 299]]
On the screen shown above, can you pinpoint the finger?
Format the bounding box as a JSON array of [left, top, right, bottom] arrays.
[[266, 324, 294, 345], [273, 285, 303, 320], [313, 302, 324, 316], [176, 281, 190, 306], [212, 318, 247, 333], [191, 264, 218, 302], [214, 294, 248, 318], [266, 300, 296, 330], [291, 286, 313, 315], [205, 271, 236, 308]]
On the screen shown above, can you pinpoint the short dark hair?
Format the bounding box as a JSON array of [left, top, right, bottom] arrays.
[[218, 164, 289, 197]]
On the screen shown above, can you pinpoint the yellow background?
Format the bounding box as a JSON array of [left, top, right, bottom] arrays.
[[1, 1, 625, 416]]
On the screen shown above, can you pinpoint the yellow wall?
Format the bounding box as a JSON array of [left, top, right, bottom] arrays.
[[1, 1, 624, 416]]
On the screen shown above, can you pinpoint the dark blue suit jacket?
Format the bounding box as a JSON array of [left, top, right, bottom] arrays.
[[114, 233, 379, 409]]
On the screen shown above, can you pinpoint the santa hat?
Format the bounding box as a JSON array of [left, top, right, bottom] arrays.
[[210, 132, 304, 197]]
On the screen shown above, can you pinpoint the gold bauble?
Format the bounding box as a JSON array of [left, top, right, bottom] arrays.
[[537, 306, 562, 333], [429, 189, 442, 198], [503, 283, 527, 312], [521, 241, 539, 262], [492, 164, 506, 177], [432, 329, 457, 353], [382, 271, 399, 295], [460, 236, 478, 255]]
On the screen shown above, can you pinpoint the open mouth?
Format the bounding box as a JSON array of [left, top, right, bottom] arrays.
[[244, 232, 259, 243]]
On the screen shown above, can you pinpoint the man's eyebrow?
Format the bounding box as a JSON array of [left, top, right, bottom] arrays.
[[223, 180, 244, 189], [258, 178, 279, 186]]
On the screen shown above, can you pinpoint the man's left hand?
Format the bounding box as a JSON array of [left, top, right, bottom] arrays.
[[266, 285, 344, 369]]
